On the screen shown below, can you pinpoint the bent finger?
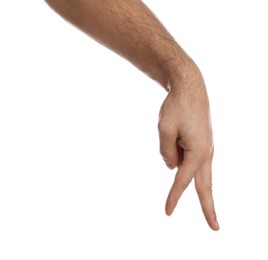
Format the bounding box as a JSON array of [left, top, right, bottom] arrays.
[[158, 124, 181, 169]]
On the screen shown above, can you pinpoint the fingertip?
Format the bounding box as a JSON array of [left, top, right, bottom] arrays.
[[165, 199, 175, 216], [165, 208, 173, 216], [208, 217, 220, 231], [165, 162, 176, 170], [211, 225, 220, 232], [213, 219, 220, 231]]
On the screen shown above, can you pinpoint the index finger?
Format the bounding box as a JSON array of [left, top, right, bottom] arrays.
[[165, 154, 199, 216]]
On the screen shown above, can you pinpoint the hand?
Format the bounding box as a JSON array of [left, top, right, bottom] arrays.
[[158, 62, 219, 231]]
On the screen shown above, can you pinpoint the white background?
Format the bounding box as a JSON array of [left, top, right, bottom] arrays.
[[1, 0, 268, 259]]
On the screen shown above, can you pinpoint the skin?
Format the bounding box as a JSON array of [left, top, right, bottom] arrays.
[[44, 0, 219, 231]]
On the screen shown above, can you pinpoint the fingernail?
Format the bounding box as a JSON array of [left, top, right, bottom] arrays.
[[214, 220, 220, 230]]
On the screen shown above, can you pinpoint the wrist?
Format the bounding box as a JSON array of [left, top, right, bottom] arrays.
[[167, 56, 202, 92], [153, 43, 199, 92]]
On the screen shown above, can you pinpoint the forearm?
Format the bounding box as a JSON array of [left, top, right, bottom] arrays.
[[45, 0, 192, 89]]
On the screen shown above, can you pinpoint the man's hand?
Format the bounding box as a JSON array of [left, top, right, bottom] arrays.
[[44, 0, 219, 230], [159, 62, 219, 230]]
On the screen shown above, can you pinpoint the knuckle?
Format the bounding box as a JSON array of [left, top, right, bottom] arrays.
[[158, 120, 176, 137], [157, 120, 165, 133], [196, 184, 213, 198], [197, 140, 214, 160]]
